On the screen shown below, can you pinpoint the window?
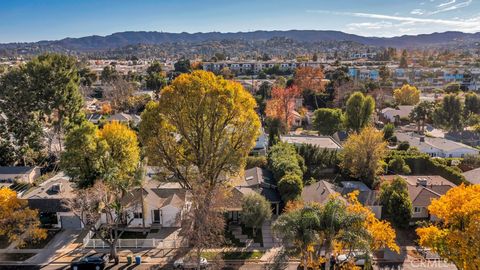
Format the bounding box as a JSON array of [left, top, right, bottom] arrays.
[[133, 212, 143, 219], [414, 207, 422, 213]]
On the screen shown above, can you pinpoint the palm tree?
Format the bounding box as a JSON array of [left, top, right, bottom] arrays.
[[272, 206, 322, 270], [410, 101, 434, 135]]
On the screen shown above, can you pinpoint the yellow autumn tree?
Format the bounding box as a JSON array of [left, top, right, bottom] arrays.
[[393, 84, 420, 105], [0, 188, 47, 246], [416, 184, 480, 270], [340, 126, 387, 187], [346, 191, 399, 253], [139, 70, 260, 266]]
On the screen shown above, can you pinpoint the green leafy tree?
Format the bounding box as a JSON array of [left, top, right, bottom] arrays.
[[272, 205, 321, 269], [383, 123, 395, 141], [240, 193, 272, 236], [100, 65, 119, 83], [145, 61, 167, 91], [266, 117, 286, 147], [296, 144, 339, 181], [313, 108, 344, 136], [278, 173, 303, 202], [174, 58, 191, 73], [379, 177, 412, 228], [464, 92, 480, 120], [388, 156, 411, 174], [433, 94, 464, 132], [344, 92, 375, 133], [410, 101, 434, 135], [340, 126, 387, 187], [0, 53, 84, 164], [444, 82, 461, 93], [268, 142, 304, 180]]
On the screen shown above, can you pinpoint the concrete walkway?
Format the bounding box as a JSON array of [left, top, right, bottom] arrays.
[[24, 229, 82, 264]]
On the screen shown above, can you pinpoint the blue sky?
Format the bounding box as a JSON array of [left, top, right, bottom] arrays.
[[1, 0, 480, 43]]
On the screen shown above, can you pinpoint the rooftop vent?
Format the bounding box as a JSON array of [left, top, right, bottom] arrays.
[[417, 178, 428, 187], [50, 183, 62, 194]]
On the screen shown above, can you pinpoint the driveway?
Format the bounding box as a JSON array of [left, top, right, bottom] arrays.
[[25, 229, 82, 265]]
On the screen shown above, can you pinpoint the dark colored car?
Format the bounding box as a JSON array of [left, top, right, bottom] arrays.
[[70, 254, 109, 270]]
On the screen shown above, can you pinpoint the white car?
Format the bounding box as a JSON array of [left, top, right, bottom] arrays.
[[337, 252, 372, 266], [173, 256, 209, 269]]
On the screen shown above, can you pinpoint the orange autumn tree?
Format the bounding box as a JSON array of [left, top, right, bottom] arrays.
[[294, 66, 326, 108], [0, 188, 46, 246], [416, 184, 480, 270], [265, 85, 301, 129]]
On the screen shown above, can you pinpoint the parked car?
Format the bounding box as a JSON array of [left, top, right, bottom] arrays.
[[336, 252, 372, 266], [71, 254, 109, 270], [173, 256, 208, 269]]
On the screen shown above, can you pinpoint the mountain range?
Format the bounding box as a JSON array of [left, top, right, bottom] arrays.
[[1, 30, 480, 57]]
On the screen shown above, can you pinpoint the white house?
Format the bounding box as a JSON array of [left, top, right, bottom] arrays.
[[113, 181, 191, 228], [380, 105, 415, 123], [396, 132, 479, 158]]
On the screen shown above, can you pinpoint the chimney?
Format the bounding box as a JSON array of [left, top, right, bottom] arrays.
[[420, 136, 425, 142]]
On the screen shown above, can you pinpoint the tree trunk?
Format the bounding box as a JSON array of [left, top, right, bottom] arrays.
[[110, 243, 119, 264], [324, 241, 332, 270], [196, 246, 202, 270], [253, 226, 256, 237]]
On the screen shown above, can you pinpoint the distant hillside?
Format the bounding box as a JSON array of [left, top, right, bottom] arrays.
[[1, 30, 480, 57]]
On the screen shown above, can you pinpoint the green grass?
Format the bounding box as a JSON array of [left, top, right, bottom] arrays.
[[201, 251, 264, 261], [20, 230, 59, 249], [0, 253, 36, 261]]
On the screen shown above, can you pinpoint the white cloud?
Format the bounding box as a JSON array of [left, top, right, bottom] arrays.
[[307, 10, 480, 33], [411, 9, 426, 15], [438, 0, 456, 8], [431, 0, 472, 14]]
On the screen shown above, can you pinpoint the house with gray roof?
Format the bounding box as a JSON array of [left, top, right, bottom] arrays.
[[381, 175, 456, 222], [20, 173, 82, 229], [463, 167, 480, 185], [107, 113, 141, 125], [0, 166, 41, 184], [381, 105, 415, 123], [396, 132, 479, 158]]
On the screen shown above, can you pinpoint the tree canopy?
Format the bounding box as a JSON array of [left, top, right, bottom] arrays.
[[344, 92, 375, 133], [379, 177, 412, 228], [393, 84, 420, 105], [313, 108, 343, 136]]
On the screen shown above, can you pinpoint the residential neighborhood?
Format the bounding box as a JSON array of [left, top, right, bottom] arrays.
[[1, 1, 480, 270]]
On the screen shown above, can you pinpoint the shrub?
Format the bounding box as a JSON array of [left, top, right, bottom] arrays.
[[246, 156, 267, 169], [397, 141, 410, 151], [388, 156, 411, 174], [278, 173, 303, 202]]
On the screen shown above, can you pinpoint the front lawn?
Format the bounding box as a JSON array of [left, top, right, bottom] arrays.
[[201, 251, 264, 261]]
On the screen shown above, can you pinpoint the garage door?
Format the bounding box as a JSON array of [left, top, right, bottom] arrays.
[[60, 215, 82, 229]]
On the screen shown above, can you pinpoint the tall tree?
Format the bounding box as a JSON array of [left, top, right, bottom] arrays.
[[340, 126, 387, 187], [294, 66, 325, 109], [416, 184, 480, 269], [139, 70, 260, 267], [145, 61, 167, 92], [100, 65, 119, 83], [63, 121, 140, 262], [174, 58, 192, 73], [433, 94, 464, 132], [464, 92, 480, 118], [379, 177, 412, 228], [344, 92, 375, 133], [313, 108, 344, 136], [399, 49, 408, 68], [0, 188, 47, 246], [393, 84, 420, 105], [265, 86, 301, 129], [0, 53, 84, 164], [410, 101, 434, 135]]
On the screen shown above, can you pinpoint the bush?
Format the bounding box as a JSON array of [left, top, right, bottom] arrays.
[[386, 150, 467, 185], [268, 143, 303, 180], [246, 156, 267, 169], [383, 123, 395, 141], [388, 156, 411, 174], [278, 173, 303, 202], [397, 141, 410, 151]]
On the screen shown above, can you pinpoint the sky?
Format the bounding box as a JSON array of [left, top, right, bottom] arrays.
[[1, 0, 480, 43]]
